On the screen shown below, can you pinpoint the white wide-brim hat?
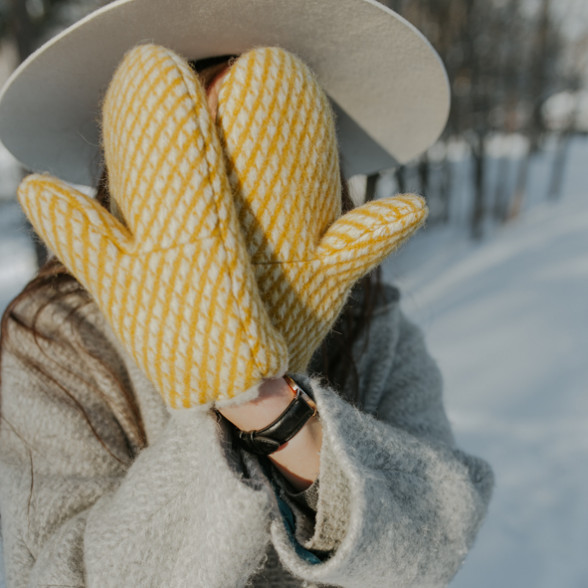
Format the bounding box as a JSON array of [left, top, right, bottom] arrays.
[[0, 0, 449, 185]]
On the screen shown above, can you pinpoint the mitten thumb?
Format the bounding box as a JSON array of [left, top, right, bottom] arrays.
[[18, 173, 130, 299], [316, 194, 427, 283]]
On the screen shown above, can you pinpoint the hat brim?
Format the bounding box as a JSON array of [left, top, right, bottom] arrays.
[[0, 0, 449, 185]]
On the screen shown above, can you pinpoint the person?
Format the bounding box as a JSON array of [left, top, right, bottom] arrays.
[[0, 1, 493, 586]]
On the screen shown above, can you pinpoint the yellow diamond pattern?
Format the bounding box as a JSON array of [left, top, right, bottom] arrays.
[[19, 44, 427, 407], [217, 48, 428, 370], [19, 45, 288, 408]]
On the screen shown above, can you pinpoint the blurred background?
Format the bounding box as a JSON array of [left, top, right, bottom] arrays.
[[0, 1, 587, 586]]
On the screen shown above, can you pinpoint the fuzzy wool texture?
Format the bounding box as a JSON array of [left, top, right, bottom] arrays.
[[17, 44, 427, 408], [0, 284, 493, 587]]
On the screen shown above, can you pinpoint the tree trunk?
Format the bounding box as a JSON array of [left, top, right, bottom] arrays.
[[547, 131, 572, 201], [395, 165, 406, 195], [470, 136, 486, 240], [439, 156, 452, 224], [493, 155, 510, 223], [418, 152, 430, 197], [364, 173, 379, 202], [509, 151, 530, 220], [7, 0, 37, 60]]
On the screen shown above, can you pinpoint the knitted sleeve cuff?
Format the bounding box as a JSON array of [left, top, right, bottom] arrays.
[[267, 377, 352, 557], [300, 426, 352, 555], [272, 467, 320, 514]]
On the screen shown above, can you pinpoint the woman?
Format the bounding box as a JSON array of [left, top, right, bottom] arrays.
[[0, 1, 493, 586]]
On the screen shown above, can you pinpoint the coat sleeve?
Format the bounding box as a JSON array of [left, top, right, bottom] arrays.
[[0, 293, 273, 588], [268, 290, 494, 587]]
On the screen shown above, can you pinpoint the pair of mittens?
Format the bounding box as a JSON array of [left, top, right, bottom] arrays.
[[18, 44, 427, 408]]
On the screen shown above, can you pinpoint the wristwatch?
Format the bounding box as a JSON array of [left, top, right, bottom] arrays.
[[237, 376, 318, 455]]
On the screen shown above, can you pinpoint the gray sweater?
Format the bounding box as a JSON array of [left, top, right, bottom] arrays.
[[0, 283, 493, 587]]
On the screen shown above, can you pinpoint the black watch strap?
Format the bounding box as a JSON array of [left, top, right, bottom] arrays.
[[237, 376, 317, 455]]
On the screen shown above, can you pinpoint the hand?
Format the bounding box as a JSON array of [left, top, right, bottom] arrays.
[[18, 44, 288, 408], [216, 48, 428, 372]]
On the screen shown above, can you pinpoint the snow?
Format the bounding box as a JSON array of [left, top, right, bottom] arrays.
[[0, 137, 587, 585], [383, 136, 588, 587], [0, 201, 37, 313]]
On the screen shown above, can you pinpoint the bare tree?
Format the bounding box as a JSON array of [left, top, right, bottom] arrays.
[[380, 0, 576, 238]]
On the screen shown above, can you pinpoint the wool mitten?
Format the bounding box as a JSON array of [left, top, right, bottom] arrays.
[[18, 44, 288, 408], [216, 48, 428, 371]]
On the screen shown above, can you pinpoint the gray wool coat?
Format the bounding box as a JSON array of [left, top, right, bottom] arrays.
[[0, 282, 493, 587]]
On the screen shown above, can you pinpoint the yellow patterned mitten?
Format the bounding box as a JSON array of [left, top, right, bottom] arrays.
[[18, 44, 288, 408], [217, 48, 428, 370]]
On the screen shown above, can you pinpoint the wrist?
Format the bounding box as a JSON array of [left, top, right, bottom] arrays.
[[217, 376, 323, 490], [217, 376, 319, 456], [269, 414, 323, 491], [217, 377, 294, 431]]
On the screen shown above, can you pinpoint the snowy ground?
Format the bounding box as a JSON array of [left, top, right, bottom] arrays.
[[0, 138, 587, 586], [383, 137, 588, 587]]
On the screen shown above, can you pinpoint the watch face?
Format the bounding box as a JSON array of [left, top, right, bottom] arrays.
[[284, 376, 317, 412]]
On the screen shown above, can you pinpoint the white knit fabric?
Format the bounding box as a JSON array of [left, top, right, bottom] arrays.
[[0, 284, 493, 586]]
